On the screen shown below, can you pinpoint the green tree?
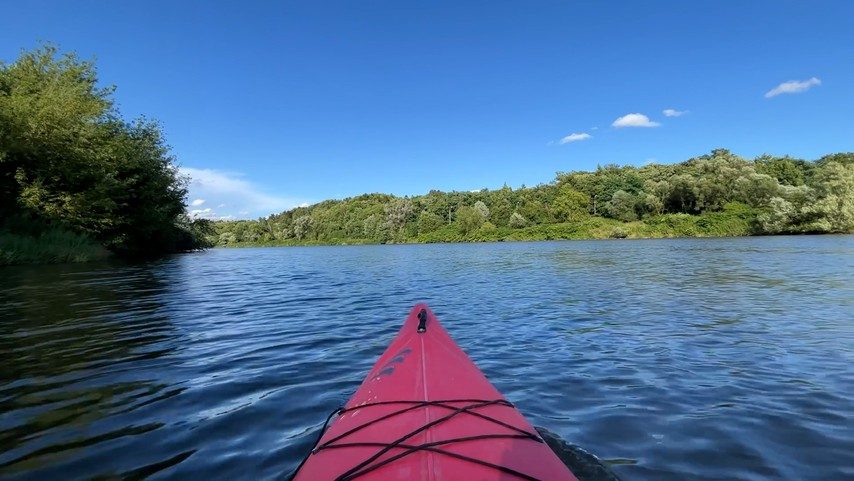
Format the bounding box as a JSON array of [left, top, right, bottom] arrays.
[[384, 198, 414, 239], [754, 155, 811, 186], [734, 173, 780, 207], [0, 46, 112, 215], [473, 200, 490, 219], [666, 174, 699, 212], [758, 197, 797, 234], [292, 215, 312, 240], [808, 162, 854, 233], [605, 190, 638, 221], [1, 45, 208, 258], [638, 192, 663, 217], [816, 152, 854, 167], [456, 205, 484, 234], [552, 185, 589, 222], [417, 210, 444, 234], [508, 212, 527, 228], [487, 185, 514, 226]]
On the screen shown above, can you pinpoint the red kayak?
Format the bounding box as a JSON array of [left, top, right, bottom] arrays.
[[291, 304, 579, 481]]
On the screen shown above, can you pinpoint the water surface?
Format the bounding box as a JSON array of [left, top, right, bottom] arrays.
[[1, 236, 852, 480]]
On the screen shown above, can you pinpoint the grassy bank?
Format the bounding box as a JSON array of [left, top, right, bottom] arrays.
[[0, 227, 111, 266]]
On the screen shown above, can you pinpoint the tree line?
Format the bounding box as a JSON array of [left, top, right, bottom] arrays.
[[1, 46, 211, 263], [213, 149, 853, 246], [4, 45, 848, 262]]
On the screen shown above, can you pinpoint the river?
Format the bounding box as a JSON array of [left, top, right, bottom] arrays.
[[1, 236, 852, 480]]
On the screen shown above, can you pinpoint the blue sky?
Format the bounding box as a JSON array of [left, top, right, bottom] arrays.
[[2, 1, 852, 219]]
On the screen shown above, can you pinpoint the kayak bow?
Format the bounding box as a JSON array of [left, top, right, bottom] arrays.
[[291, 303, 579, 481]]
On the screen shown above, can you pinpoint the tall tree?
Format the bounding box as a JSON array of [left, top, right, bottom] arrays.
[[1, 45, 210, 256]]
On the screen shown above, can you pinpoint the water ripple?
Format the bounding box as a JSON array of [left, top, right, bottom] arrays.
[[0, 236, 852, 480]]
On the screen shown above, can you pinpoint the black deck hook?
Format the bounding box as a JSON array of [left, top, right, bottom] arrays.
[[417, 309, 428, 333]]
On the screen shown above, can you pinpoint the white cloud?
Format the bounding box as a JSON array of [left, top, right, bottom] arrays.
[[180, 167, 310, 219], [559, 132, 592, 144], [612, 113, 660, 128], [663, 108, 687, 117], [765, 77, 821, 98], [189, 208, 211, 216]]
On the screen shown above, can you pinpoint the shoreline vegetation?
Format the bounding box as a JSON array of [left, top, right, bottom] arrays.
[[212, 207, 756, 247], [211, 150, 853, 248], [1, 46, 212, 266], [2, 47, 852, 264]]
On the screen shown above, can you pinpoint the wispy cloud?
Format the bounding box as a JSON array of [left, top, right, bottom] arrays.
[[180, 167, 309, 220], [612, 113, 660, 128], [663, 108, 687, 117], [765, 77, 821, 98], [559, 132, 592, 144]]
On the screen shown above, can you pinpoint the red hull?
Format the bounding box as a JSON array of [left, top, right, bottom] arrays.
[[293, 304, 579, 481]]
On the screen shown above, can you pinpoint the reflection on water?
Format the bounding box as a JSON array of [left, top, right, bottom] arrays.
[[1, 236, 853, 480], [0, 263, 184, 478]]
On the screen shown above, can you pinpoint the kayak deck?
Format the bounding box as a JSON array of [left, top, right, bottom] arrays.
[[292, 304, 579, 481]]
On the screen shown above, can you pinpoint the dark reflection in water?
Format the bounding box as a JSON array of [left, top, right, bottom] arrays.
[[0, 262, 187, 479], [1, 236, 852, 481]]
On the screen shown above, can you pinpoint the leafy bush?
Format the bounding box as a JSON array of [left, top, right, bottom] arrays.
[[609, 227, 628, 239]]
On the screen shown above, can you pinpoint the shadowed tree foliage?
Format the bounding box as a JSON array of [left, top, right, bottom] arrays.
[[0, 45, 210, 263]]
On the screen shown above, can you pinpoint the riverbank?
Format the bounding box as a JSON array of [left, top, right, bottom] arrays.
[[3, 204, 841, 264], [213, 206, 759, 248], [210, 151, 854, 249]]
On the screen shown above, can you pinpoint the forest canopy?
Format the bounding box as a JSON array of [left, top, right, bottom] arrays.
[[212, 149, 854, 246], [0, 45, 211, 263]]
